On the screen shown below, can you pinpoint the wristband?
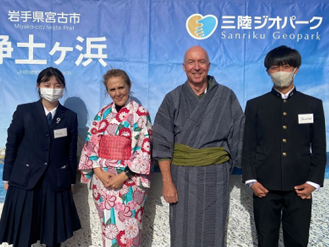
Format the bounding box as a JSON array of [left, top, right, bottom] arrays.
[[248, 182, 255, 188], [124, 167, 133, 178]]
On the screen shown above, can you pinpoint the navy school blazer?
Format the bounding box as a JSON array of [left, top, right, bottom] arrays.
[[3, 99, 78, 191]]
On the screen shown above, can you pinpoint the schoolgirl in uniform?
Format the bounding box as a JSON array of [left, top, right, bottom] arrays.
[[0, 67, 81, 247]]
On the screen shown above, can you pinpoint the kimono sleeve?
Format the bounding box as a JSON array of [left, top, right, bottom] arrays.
[[152, 95, 175, 160], [227, 91, 244, 170], [78, 111, 102, 183], [125, 110, 153, 188]]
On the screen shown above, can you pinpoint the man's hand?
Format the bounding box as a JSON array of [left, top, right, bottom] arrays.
[[4, 182, 9, 191], [163, 181, 178, 203], [158, 159, 178, 203], [250, 182, 268, 198], [295, 183, 315, 199]]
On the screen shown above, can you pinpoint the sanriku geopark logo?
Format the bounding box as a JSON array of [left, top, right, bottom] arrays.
[[186, 14, 218, 40]]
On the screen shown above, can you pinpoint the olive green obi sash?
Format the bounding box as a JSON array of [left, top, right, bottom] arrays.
[[172, 143, 230, 166]]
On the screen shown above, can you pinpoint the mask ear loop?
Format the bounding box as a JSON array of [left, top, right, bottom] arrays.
[[292, 68, 297, 80]]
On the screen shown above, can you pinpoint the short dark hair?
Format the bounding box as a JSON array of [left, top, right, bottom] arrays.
[[37, 67, 66, 87], [103, 69, 131, 90], [264, 45, 301, 69]]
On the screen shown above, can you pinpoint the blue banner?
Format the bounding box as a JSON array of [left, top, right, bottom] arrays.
[[0, 0, 328, 153]]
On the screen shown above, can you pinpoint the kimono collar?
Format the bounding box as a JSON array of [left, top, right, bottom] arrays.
[[113, 97, 131, 112], [197, 76, 215, 98], [184, 75, 218, 97]]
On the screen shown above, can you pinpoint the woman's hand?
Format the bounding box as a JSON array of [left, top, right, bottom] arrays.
[[4, 182, 9, 191], [94, 167, 114, 188], [108, 172, 128, 190]]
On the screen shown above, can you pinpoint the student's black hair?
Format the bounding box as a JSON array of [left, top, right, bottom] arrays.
[[37, 67, 65, 87], [264, 45, 301, 69]]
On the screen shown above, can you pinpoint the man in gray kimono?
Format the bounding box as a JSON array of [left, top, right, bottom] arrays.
[[152, 46, 244, 246]]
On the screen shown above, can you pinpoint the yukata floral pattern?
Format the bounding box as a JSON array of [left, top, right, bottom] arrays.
[[79, 99, 152, 247]]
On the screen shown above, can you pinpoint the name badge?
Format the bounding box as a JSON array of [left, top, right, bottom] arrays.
[[298, 114, 313, 124], [54, 128, 67, 138]]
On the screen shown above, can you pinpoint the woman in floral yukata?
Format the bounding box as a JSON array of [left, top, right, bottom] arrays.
[[79, 69, 152, 247]]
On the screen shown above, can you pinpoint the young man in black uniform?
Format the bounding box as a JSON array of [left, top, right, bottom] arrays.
[[242, 45, 326, 247]]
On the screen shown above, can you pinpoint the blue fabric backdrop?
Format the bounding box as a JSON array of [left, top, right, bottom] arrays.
[[0, 0, 328, 151]]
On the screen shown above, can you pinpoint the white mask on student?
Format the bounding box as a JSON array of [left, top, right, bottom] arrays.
[[270, 68, 297, 88], [40, 88, 64, 103]]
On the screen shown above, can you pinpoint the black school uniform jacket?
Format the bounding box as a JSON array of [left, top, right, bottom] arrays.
[[242, 88, 326, 191], [3, 99, 78, 191]]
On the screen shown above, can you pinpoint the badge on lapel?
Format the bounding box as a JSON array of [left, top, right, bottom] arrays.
[[54, 128, 67, 138]]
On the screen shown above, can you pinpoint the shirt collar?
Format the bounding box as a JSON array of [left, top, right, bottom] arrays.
[[43, 105, 58, 118]]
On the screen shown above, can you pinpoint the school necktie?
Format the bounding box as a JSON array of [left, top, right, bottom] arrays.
[[47, 112, 52, 125]]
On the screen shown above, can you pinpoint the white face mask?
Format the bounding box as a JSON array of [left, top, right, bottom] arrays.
[[269, 68, 297, 88], [40, 88, 64, 103]]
